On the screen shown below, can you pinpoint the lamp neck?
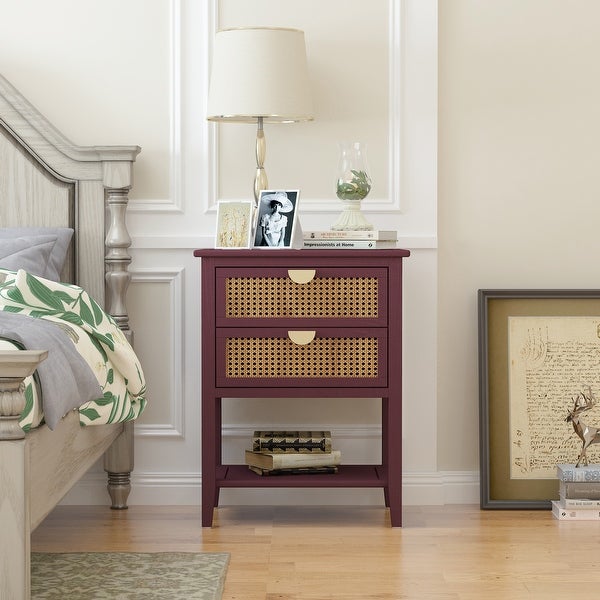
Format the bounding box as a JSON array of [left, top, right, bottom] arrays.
[[254, 117, 268, 205]]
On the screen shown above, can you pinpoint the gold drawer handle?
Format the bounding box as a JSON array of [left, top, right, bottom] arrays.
[[288, 269, 316, 284], [287, 330, 316, 345]]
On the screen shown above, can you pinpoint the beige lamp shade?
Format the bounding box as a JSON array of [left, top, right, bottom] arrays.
[[207, 27, 314, 123]]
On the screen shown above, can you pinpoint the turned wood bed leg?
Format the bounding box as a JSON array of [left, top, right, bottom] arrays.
[[104, 421, 134, 509], [102, 173, 136, 510], [0, 351, 48, 600]]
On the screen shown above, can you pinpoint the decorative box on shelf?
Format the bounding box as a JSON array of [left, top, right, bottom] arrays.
[[193, 248, 410, 527]]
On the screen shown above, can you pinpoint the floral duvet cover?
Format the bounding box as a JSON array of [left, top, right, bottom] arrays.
[[0, 268, 146, 431]]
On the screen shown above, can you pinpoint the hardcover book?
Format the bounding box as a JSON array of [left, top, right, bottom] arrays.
[[252, 430, 332, 454], [552, 500, 600, 520], [244, 449, 342, 470], [302, 239, 397, 250], [303, 229, 397, 241], [248, 465, 339, 476], [559, 481, 600, 500], [561, 497, 600, 508], [556, 464, 600, 482]]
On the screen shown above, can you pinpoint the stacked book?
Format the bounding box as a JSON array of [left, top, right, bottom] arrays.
[[552, 464, 600, 520], [245, 430, 341, 476], [302, 229, 397, 250]]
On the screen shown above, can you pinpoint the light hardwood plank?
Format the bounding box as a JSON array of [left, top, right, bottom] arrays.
[[31, 504, 600, 600]]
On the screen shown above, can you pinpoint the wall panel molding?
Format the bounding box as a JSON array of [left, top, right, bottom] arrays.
[[131, 267, 185, 438], [206, 0, 405, 215], [130, 234, 436, 250], [129, 0, 184, 214], [388, 0, 405, 213]]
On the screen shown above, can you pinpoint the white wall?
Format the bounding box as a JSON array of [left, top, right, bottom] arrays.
[[2, 0, 449, 506], [438, 0, 600, 480]]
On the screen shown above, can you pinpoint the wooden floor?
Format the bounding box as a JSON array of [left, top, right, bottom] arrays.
[[31, 503, 600, 599]]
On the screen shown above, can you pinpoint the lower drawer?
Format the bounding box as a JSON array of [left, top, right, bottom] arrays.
[[216, 327, 387, 387]]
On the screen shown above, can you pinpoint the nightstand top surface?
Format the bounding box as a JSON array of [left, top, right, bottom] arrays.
[[193, 248, 410, 258]]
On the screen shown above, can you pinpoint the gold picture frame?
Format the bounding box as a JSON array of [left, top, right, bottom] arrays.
[[478, 289, 600, 509]]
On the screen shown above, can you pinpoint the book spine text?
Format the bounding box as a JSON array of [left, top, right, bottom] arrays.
[[252, 431, 333, 454]]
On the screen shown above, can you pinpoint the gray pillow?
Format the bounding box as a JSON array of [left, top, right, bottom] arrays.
[[0, 228, 73, 281], [0, 236, 57, 278]]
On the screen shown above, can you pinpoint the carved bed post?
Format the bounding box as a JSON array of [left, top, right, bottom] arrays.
[[105, 185, 133, 339], [102, 161, 135, 509], [0, 351, 47, 600]]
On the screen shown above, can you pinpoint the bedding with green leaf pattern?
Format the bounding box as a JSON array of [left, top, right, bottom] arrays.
[[0, 268, 146, 430]]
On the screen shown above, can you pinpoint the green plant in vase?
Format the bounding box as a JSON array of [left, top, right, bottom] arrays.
[[336, 169, 372, 201], [332, 141, 374, 230]]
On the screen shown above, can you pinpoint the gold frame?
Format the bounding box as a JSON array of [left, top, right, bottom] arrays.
[[478, 289, 600, 509]]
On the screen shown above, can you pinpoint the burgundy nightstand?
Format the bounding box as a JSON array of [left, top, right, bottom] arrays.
[[193, 248, 410, 526]]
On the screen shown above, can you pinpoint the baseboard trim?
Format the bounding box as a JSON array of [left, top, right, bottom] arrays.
[[60, 468, 480, 506]]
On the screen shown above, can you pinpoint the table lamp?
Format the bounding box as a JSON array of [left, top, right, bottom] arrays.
[[207, 27, 314, 204]]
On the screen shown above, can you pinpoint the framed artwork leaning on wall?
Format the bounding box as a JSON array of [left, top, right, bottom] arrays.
[[478, 289, 600, 509]]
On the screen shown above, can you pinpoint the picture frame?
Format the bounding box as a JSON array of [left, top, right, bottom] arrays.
[[253, 190, 299, 248], [478, 289, 600, 509], [215, 200, 254, 249]]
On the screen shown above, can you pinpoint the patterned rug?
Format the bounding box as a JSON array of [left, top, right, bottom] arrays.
[[31, 552, 230, 599]]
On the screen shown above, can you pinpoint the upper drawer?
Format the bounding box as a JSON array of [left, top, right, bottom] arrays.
[[215, 267, 388, 326]]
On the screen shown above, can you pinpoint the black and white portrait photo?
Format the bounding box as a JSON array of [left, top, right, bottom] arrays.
[[253, 190, 299, 248]]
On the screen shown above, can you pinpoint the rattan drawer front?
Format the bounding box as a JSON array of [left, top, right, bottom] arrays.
[[215, 267, 387, 324], [216, 328, 387, 387]]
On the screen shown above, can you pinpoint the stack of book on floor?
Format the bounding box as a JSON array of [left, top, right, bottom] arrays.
[[302, 229, 397, 250], [245, 430, 341, 476], [552, 464, 600, 520]]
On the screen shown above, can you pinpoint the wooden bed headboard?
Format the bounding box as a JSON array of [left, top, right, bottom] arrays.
[[0, 75, 142, 599], [0, 73, 141, 336]]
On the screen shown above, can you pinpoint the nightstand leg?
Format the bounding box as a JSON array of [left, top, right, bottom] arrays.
[[383, 396, 402, 526], [202, 499, 215, 527], [201, 456, 216, 525], [202, 394, 217, 527], [388, 485, 402, 526], [382, 396, 390, 507]]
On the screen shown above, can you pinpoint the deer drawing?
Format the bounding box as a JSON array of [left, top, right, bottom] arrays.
[[566, 387, 600, 467]]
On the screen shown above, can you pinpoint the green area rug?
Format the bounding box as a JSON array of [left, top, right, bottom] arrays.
[[31, 552, 229, 599]]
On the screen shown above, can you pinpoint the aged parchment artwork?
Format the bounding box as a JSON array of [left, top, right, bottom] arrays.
[[509, 316, 600, 478]]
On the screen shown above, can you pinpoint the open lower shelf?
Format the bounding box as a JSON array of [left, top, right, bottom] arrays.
[[216, 464, 388, 488]]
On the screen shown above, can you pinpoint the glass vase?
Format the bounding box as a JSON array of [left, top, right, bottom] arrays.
[[331, 141, 373, 231]]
